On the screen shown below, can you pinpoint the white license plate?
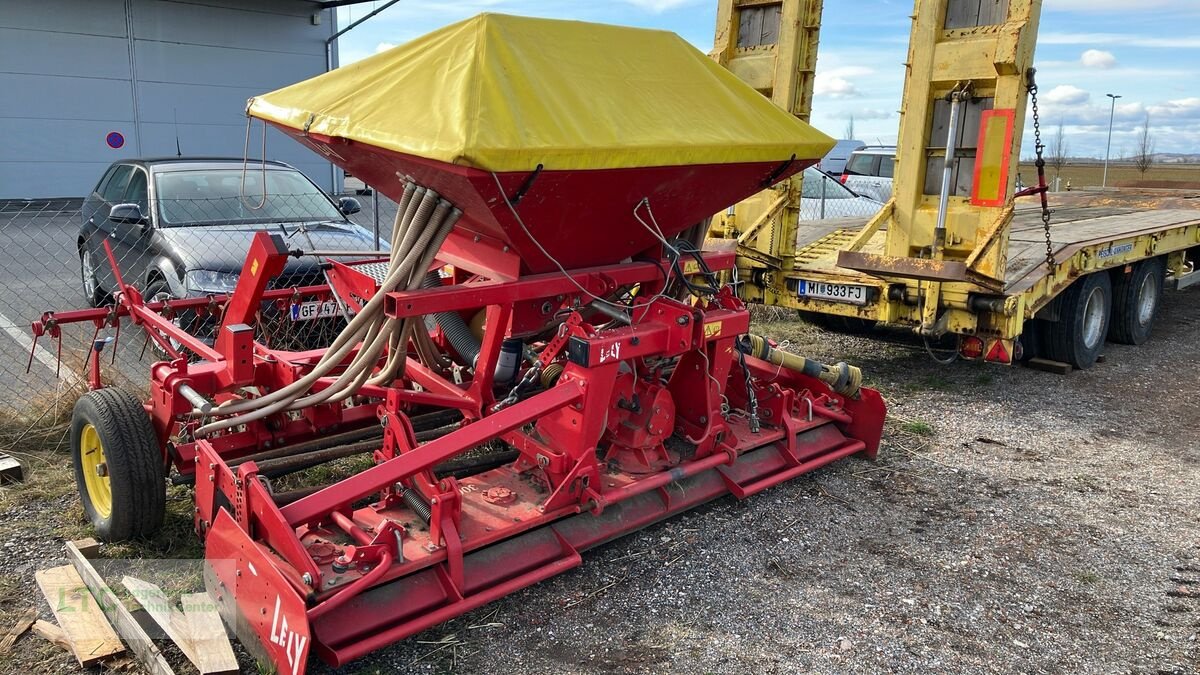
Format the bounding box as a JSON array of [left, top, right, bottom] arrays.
[[289, 300, 342, 321], [797, 280, 869, 306]]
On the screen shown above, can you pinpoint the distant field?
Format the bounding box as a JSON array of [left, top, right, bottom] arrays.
[[1017, 161, 1200, 190]]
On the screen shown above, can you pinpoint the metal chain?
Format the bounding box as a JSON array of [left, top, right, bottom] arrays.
[[1026, 69, 1057, 270]]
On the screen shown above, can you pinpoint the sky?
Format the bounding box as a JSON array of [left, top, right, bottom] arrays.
[[337, 0, 1200, 159]]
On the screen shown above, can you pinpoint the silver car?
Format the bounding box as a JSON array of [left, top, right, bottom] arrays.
[[800, 167, 883, 220]]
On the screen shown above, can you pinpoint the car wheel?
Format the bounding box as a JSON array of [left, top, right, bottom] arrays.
[[80, 247, 106, 307], [1109, 257, 1164, 346]]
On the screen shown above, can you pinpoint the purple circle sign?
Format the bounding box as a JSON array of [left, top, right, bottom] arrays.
[[106, 132, 125, 149]]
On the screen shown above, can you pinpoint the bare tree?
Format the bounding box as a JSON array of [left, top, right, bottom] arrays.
[[1133, 114, 1155, 176], [1047, 120, 1069, 183], [844, 115, 856, 140]]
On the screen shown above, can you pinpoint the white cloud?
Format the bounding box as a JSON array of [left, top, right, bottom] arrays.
[[1041, 32, 1200, 49], [815, 77, 858, 98], [619, 0, 702, 12], [1080, 49, 1116, 69], [375, 42, 396, 54], [814, 66, 873, 99], [1043, 84, 1091, 105], [1148, 98, 1200, 120]]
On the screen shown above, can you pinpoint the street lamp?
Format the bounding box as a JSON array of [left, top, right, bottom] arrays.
[[1102, 93, 1122, 189]]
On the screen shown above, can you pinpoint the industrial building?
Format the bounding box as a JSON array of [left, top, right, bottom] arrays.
[[1, 0, 348, 198]]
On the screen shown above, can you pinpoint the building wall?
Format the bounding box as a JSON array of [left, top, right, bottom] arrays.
[[0, 0, 338, 198]]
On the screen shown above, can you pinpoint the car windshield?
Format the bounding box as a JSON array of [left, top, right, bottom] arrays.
[[154, 168, 342, 226], [801, 167, 859, 200]]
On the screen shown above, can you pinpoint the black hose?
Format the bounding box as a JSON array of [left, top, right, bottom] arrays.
[[422, 271, 482, 365]]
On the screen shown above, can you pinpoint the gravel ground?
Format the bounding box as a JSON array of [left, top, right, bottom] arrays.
[[1, 287, 1197, 675]]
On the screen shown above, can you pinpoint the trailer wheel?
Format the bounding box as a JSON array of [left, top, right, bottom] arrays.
[[1017, 319, 1050, 362], [71, 388, 165, 542], [1109, 257, 1165, 346], [1045, 272, 1112, 369]]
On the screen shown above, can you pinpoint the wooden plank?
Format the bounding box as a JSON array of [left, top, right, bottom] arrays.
[[31, 619, 73, 654], [1026, 357, 1072, 375], [71, 537, 102, 559], [0, 606, 36, 654], [122, 576, 199, 665], [35, 565, 124, 666], [181, 593, 240, 675], [64, 541, 175, 675]]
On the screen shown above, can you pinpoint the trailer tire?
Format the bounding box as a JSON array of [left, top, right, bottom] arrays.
[[1018, 319, 1050, 362], [70, 388, 165, 542], [1109, 257, 1164, 346], [1045, 272, 1112, 369]]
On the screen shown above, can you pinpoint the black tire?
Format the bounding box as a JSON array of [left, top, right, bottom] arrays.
[[70, 388, 165, 542], [1044, 272, 1112, 369], [1109, 257, 1165, 345], [79, 247, 106, 307], [1018, 319, 1047, 362]]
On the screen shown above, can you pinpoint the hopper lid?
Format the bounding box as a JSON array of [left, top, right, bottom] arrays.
[[248, 13, 833, 173]]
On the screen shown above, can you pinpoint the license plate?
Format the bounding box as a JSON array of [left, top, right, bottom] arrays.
[[797, 280, 869, 306], [289, 300, 342, 321]]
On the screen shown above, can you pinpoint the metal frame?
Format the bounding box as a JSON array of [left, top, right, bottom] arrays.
[[37, 227, 885, 674]]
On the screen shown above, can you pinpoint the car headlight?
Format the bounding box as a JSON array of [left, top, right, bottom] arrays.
[[184, 270, 240, 295]]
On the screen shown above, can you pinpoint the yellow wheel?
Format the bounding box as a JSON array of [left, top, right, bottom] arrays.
[[71, 388, 165, 542], [78, 424, 113, 519]]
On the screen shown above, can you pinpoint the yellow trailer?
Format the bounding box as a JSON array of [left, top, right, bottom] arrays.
[[711, 0, 1200, 369]]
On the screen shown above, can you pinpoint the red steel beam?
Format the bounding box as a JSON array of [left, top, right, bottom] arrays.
[[280, 380, 584, 525]]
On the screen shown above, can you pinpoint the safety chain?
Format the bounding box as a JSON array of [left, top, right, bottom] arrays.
[[1026, 69, 1057, 271]]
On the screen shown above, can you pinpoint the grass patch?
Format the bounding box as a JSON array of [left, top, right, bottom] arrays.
[[974, 373, 995, 386], [1074, 570, 1100, 584], [900, 421, 935, 437]]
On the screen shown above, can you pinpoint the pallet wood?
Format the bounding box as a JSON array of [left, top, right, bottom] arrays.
[[32, 619, 73, 653], [0, 606, 36, 654], [181, 593, 240, 675], [121, 576, 196, 661], [124, 577, 238, 675], [34, 565, 124, 666], [1025, 357, 1072, 375], [71, 537, 102, 559], [64, 541, 175, 675]]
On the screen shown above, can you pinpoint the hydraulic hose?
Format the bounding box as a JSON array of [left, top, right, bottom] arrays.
[[421, 271, 482, 366], [195, 187, 459, 436], [743, 334, 863, 399]]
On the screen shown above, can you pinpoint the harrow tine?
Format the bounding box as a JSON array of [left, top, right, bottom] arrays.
[[25, 333, 36, 375], [110, 320, 121, 366], [82, 323, 101, 372]]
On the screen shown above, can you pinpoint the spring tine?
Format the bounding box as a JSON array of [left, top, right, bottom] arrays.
[[110, 321, 121, 365], [56, 333, 62, 379], [139, 332, 149, 362], [25, 333, 37, 374], [83, 324, 101, 372]]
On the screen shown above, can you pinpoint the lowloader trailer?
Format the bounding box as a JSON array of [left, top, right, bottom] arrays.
[[37, 16, 885, 675], [710, 0, 1200, 370]]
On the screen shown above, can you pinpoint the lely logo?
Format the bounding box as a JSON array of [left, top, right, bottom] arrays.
[[269, 595, 308, 675]]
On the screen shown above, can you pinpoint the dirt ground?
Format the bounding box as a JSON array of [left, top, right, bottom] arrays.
[[1, 289, 1198, 674], [1018, 161, 1200, 191]]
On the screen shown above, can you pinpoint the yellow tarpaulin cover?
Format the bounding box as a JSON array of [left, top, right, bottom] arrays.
[[248, 13, 833, 172]]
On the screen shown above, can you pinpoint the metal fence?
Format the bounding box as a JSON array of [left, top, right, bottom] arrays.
[[0, 191, 402, 426], [0, 182, 876, 426]]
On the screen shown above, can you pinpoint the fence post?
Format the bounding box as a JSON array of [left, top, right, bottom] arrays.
[[372, 186, 381, 251], [819, 175, 827, 219]]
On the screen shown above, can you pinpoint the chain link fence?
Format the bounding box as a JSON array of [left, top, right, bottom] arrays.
[[0, 172, 875, 429], [0, 188, 402, 429]]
